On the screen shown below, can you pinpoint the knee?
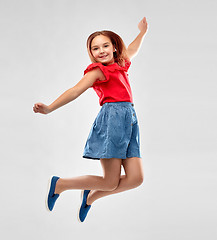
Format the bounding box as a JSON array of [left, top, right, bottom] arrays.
[[130, 174, 144, 188], [137, 174, 144, 186], [103, 179, 119, 191]]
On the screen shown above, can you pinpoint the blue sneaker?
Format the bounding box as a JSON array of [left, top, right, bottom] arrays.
[[46, 176, 60, 211], [78, 190, 92, 222]]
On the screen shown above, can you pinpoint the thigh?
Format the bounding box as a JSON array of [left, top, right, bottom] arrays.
[[122, 157, 144, 179], [100, 158, 122, 181], [126, 122, 141, 159]]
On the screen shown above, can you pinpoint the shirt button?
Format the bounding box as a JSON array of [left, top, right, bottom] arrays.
[[133, 113, 135, 116], [131, 123, 133, 126], [131, 103, 134, 106]]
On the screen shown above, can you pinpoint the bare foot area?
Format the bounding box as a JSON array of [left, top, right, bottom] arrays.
[[54, 178, 62, 195]]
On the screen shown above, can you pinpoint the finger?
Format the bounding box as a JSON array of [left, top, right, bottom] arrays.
[[35, 103, 42, 108]]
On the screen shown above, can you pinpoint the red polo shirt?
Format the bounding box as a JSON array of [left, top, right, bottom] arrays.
[[84, 60, 133, 106]]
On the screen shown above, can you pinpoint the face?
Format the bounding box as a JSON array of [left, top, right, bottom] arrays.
[[90, 35, 115, 65]]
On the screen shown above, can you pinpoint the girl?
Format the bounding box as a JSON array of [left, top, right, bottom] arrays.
[[33, 17, 148, 223]]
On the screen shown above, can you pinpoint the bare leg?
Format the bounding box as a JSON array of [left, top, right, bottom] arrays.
[[55, 158, 122, 194], [86, 157, 144, 205]]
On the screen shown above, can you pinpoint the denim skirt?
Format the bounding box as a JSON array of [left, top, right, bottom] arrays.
[[83, 102, 141, 160]]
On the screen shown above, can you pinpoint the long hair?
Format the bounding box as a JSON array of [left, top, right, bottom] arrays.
[[86, 30, 129, 67]]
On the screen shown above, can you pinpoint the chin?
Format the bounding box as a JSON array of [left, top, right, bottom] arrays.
[[99, 59, 114, 65]]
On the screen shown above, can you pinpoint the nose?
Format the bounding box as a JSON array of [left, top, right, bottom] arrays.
[[99, 47, 104, 53]]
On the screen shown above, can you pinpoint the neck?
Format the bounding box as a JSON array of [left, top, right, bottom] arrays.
[[103, 59, 115, 66]]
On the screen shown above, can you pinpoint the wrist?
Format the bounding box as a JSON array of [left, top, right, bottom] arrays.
[[48, 105, 54, 113], [139, 30, 146, 36]]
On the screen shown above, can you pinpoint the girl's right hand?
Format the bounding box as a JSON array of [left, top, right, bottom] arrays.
[[33, 103, 51, 114]]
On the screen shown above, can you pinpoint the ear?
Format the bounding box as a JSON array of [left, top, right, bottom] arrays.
[[113, 45, 116, 52]]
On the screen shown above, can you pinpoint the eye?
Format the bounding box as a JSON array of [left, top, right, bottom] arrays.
[[104, 45, 109, 47], [92, 48, 98, 51]]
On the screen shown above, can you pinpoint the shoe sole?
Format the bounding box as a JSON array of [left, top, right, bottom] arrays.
[[77, 190, 84, 223], [45, 176, 53, 212]]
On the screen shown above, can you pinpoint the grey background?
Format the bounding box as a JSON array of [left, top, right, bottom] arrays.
[[0, 0, 216, 239]]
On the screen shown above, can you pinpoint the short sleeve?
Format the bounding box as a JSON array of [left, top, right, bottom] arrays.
[[84, 63, 110, 84], [124, 59, 131, 71], [105, 60, 131, 72]]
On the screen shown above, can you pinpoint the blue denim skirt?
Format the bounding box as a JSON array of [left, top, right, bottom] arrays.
[[83, 102, 141, 160]]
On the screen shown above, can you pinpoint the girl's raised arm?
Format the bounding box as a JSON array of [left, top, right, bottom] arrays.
[[33, 68, 103, 114], [126, 17, 148, 60]]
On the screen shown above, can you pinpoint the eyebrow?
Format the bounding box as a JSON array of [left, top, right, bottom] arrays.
[[91, 42, 110, 48]]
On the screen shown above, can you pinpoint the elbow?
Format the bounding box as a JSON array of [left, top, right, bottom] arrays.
[[71, 86, 86, 100], [70, 88, 80, 100]]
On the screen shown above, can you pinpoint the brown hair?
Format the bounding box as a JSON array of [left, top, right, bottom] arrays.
[[86, 30, 129, 67]]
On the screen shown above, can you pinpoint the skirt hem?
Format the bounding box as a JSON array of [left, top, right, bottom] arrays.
[[82, 155, 141, 160]]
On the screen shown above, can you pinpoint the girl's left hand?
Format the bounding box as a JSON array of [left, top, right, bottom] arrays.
[[138, 17, 148, 34]]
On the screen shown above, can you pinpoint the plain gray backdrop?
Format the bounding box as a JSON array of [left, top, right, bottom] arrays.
[[0, 0, 216, 239]]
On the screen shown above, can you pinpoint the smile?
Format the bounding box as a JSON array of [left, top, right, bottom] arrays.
[[99, 55, 108, 58]]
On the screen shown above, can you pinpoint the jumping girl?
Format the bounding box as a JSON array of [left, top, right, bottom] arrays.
[[33, 16, 148, 222]]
